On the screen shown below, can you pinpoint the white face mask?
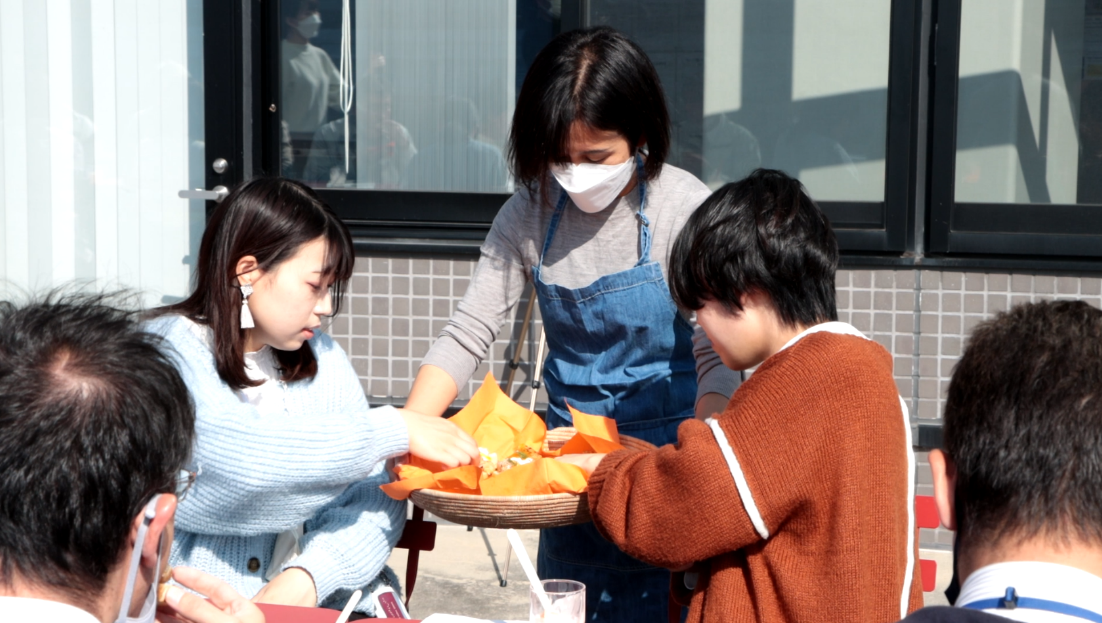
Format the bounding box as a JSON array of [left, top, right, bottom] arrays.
[[550, 157, 635, 213], [296, 13, 322, 39]]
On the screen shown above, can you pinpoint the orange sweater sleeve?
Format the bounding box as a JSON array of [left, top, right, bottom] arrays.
[[588, 333, 908, 575], [586, 417, 763, 569]]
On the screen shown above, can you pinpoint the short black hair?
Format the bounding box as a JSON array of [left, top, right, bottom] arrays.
[[669, 168, 838, 327], [0, 292, 195, 607], [945, 300, 1102, 553], [508, 26, 670, 205], [281, 0, 319, 26]]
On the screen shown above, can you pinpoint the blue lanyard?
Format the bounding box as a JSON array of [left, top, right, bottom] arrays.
[[962, 587, 1102, 623]]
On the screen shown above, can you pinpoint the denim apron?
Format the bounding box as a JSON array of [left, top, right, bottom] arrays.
[[534, 157, 697, 622]]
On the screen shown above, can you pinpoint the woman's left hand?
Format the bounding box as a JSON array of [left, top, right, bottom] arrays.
[[251, 567, 318, 608]]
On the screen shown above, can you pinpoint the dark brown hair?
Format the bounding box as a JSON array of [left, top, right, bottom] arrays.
[[945, 300, 1102, 552], [158, 177, 354, 389], [507, 26, 670, 206]]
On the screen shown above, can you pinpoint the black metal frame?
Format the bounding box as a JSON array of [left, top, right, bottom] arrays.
[[927, 0, 1102, 260], [820, 0, 930, 254], [243, 0, 930, 256], [212, 0, 1102, 270], [203, 1, 253, 197]]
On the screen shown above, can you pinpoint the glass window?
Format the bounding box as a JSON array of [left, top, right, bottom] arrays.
[[589, 0, 892, 201], [279, 0, 893, 203], [279, 0, 521, 193], [955, 0, 1098, 204]]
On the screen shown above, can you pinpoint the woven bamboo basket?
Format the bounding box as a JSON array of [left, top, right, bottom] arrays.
[[409, 427, 655, 529]]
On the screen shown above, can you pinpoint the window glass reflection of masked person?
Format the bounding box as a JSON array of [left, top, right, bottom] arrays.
[[281, 0, 341, 178]]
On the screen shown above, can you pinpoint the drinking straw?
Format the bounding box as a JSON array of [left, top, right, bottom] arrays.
[[335, 589, 363, 623], [506, 528, 553, 612]]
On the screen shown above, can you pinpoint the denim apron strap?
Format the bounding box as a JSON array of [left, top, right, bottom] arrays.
[[532, 154, 695, 623]]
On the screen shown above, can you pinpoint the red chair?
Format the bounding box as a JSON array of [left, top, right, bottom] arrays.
[[394, 505, 437, 608], [915, 495, 941, 592]]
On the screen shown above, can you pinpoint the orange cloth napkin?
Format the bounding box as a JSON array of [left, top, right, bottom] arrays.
[[381, 373, 624, 500]]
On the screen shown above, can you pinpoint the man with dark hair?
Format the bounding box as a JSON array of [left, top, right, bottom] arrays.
[[0, 294, 262, 623], [902, 300, 1102, 623], [559, 169, 922, 622]]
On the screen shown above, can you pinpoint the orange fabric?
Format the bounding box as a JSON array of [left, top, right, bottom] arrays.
[[587, 333, 924, 622], [381, 373, 623, 500]]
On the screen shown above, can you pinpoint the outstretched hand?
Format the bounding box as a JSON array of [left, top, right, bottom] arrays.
[[157, 566, 265, 623], [399, 408, 480, 468], [554, 453, 606, 475]]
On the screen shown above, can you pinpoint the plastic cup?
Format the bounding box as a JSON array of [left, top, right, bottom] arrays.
[[530, 579, 585, 623]]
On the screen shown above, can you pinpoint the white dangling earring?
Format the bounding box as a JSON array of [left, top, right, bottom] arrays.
[[240, 284, 255, 329]]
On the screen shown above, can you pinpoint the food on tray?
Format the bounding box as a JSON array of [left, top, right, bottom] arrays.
[[479, 447, 536, 479], [380, 372, 627, 501]]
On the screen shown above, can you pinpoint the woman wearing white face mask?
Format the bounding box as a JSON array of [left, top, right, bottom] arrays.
[[405, 26, 741, 623], [280, 0, 340, 171]]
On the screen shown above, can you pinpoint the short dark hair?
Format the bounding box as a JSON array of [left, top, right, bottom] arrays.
[[0, 292, 195, 606], [508, 26, 670, 205], [281, 0, 319, 27], [945, 300, 1102, 552], [159, 177, 354, 389], [669, 169, 838, 327]]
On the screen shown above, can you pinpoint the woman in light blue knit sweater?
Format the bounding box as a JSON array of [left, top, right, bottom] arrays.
[[146, 178, 478, 615]]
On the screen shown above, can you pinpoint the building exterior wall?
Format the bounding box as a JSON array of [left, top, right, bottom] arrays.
[[328, 253, 1102, 550]]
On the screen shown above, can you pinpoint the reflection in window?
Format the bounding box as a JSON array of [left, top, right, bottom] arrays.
[[279, 0, 517, 193], [589, 0, 891, 202], [956, 0, 1097, 205], [279, 0, 894, 202]]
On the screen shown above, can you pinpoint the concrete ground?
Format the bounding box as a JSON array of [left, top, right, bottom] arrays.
[[386, 512, 538, 621], [386, 507, 956, 620]]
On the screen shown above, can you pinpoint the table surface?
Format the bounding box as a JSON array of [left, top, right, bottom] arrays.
[[255, 602, 417, 623]]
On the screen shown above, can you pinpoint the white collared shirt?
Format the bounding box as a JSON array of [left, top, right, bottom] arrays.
[[0, 596, 100, 623], [957, 561, 1102, 622]]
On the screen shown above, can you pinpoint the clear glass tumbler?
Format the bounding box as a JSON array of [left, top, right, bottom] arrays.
[[530, 579, 585, 623]]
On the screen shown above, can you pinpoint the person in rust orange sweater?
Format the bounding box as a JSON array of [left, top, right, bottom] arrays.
[[559, 169, 923, 623]]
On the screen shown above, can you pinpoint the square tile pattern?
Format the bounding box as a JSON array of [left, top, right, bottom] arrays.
[[330, 255, 1102, 549]]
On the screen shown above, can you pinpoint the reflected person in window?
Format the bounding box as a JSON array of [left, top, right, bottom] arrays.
[[281, 0, 340, 179], [403, 96, 507, 193], [146, 178, 479, 615], [303, 75, 417, 189], [404, 26, 741, 623]]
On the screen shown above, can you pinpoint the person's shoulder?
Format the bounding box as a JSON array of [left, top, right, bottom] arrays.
[[648, 164, 713, 215], [900, 606, 1009, 622], [488, 187, 547, 237], [143, 313, 193, 342], [796, 327, 892, 367], [651, 163, 711, 195], [469, 139, 503, 158], [0, 596, 101, 623]]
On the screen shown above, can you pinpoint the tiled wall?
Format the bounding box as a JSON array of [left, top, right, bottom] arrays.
[[329, 253, 1102, 549]]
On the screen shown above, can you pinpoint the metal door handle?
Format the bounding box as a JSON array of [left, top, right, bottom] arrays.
[[178, 185, 229, 202]]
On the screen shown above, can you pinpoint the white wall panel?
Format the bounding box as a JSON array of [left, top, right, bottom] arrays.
[[0, 0, 202, 304]]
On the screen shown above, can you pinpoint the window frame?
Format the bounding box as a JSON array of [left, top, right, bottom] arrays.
[[231, 0, 1102, 270], [927, 0, 1102, 260], [249, 0, 925, 256]]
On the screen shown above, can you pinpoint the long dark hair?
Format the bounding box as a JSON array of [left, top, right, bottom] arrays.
[[508, 26, 671, 206], [159, 178, 354, 389]]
